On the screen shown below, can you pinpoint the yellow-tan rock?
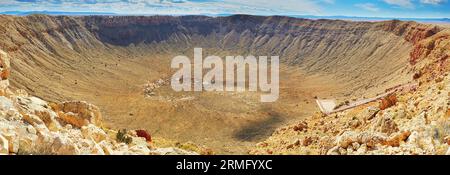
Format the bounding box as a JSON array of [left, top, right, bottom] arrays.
[[56, 101, 102, 128], [0, 134, 8, 154]]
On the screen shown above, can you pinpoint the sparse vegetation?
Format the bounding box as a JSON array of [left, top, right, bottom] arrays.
[[116, 129, 133, 144]]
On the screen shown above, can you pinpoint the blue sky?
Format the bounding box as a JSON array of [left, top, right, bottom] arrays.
[[0, 0, 449, 18]]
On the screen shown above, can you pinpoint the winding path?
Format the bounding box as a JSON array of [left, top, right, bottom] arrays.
[[316, 83, 417, 115]]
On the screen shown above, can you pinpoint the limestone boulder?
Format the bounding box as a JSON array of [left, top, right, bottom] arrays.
[[2, 132, 19, 154], [81, 124, 107, 143], [90, 143, 105, 155], [55, 101, 102, 128], [0, 96, 13, 111], [0, 134, 8, 154], [52, 135, 80, 155], [18, 134, 38, 154], [16, 96, 61, 131], [0, 96, 22, 121], [97, 140, 114, 155], [335, 131, 388, 149]]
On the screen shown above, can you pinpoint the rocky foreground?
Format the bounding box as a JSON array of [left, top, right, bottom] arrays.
[[0, 50, 200, 155], [251, 73, 449, 155], [251, 28, 450, 155]]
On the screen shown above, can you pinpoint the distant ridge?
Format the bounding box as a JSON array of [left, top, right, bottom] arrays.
[[290, 15, 450, 23], [1, 11, 450, 23], [0, 11, 116, 16]]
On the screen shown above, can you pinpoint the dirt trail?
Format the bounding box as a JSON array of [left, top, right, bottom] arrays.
[[317, 83, 418, 115]]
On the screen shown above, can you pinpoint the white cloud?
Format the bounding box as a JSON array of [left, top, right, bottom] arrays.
[[355, 3, 379, 12], [221, 0, 322, 15], [420, 0, 447, 5], [383, 0, 414, 8], [321, 0, 335, 4], [383, 0, 447, 9], [0, 0, 324, 15]]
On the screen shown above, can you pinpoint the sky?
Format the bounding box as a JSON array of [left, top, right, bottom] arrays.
[[0, 0, 449, 18]]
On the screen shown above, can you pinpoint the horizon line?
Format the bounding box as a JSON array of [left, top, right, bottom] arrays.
[[1, 11, 449, 22]]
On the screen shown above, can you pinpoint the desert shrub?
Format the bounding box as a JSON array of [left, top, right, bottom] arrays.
[[116, 129, 132, 144], [136, 129, 152, 142]]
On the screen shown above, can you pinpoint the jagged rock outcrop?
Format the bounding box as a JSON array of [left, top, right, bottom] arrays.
[[53, 101, 102, 128], [410, 29, 449, 79]]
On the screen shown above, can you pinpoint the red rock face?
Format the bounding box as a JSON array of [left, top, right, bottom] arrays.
[[410, 43, 431, 65], [404, 26, 439, 44], [136, 129, 152, 142], [379, 20, 448, 71], [0, 52, 10, 80], [382, 20, 440, 44], [408, 29, 450, 83]]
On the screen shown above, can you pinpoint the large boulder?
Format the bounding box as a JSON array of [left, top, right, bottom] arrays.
[[2, 132, 19, 154], [51, 135, 80, 155], [81, 124, 107, 143], [334, 131, 388, 149], [0, 96, 13, 111], [97, 140, 114, 155], [16, 96, 61, 131], [54, 101, 102, 128], [18, 133, 38, 154]]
